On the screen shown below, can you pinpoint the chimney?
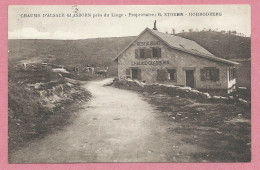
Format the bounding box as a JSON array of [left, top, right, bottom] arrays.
[[153, 20, 157, 30]]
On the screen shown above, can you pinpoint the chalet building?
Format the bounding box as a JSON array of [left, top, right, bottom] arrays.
[[114, 23, 239, 93]]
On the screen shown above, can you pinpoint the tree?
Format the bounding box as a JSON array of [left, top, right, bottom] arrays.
[[231, 30, 237, 35], [172, 28, 176, 34], [189, 29, 193, 32]]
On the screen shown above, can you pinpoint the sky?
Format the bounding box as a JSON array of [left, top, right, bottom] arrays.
[[8, 5, 251, 39]]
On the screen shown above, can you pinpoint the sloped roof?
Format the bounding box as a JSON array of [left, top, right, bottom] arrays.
[[114, 28, 239, 65]]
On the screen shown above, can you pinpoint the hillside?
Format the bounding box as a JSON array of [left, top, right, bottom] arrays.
[[8, 32, 251, 64], [177, 32, 251, 59], [8, 37, 136, 64], [8, 32, 251, 79], [8, 37, 136, 76]]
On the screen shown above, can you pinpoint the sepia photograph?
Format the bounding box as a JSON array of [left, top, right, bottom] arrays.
[[8, 5, 251, 163]]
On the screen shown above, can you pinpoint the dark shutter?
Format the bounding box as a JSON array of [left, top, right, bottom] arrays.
[[214, 68, 219, 81], [200, 69, 206, 81], [145, 48, 152, 58], [174, 69, 177, 81], [157, 48, 161, 58], [229, 67, 231, 80], [135, 49, 140, 59], [140, 49, 145, 59], [137, 69, 141, 80], [157, 69, 168, 82], [152, 47, 161, 58], [233, 68, 237, 78]]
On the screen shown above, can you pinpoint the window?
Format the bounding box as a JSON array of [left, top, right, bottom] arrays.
[[140, 49, 145, 58], [135, 48, 161, 59], [126, 68, 141, 80], [145, 49, 152, 58], [205, 69, 213, 80], [229, 67, 236, 80], [201, 67, 219, 82], [167, 69, 177, 81], [152, 47, 161, 58], [157, 69, 176, 82], [126, 69, 131, 78]]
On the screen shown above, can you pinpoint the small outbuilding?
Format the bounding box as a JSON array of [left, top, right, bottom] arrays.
[[114, 24, 239, 93]]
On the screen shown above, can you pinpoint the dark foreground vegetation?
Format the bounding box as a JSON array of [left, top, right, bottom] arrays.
[[110, 79, 251, 162], [8, 63, 91, 154]]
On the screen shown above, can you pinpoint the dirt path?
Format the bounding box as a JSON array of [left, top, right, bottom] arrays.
[[9, 78, 200, 163]]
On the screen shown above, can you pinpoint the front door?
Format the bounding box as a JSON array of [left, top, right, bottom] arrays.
[[185, 70, 195, 88], [131, 68, 141, 80]]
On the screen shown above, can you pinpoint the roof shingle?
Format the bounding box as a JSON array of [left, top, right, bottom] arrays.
[[149, 29, 214, 56]]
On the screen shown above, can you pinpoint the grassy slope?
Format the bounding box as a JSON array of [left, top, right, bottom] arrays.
[[8, 68, 91, 152], [8, 37, 136, 68], [177, 32, 251, 59], [9, 32, 250, 64], [9, 32, 251, 86]]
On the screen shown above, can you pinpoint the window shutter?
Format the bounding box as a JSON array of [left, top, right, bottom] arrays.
[[140, 49, 145, 59], [200, 69, 206, 81], [229, 67, 231, 80], [145, 48, 152, 58], [137, 69, 141, 80], [233, 68, 237, 78], [157, 69, 168, 81], [135, 49, 140, 59], [157, 48, 161, 58], [214, 69, 219, 81], [174, 70, 177, 81]]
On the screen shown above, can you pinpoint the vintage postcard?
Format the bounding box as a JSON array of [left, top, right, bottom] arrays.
[[8, 5, 251, 163]]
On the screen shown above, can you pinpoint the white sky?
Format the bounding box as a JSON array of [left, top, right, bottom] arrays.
[[8, 5, 251, 39]]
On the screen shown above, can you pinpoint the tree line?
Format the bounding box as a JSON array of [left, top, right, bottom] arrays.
[[165, 28, 249, 37]]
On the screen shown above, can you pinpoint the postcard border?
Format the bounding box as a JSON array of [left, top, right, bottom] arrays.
[[1, 0, 259, 169]]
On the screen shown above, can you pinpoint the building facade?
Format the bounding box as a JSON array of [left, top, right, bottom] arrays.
[[114, 27, 238, 93]]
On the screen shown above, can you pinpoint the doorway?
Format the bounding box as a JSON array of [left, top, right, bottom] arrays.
[[185, 70, 195, 88]]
